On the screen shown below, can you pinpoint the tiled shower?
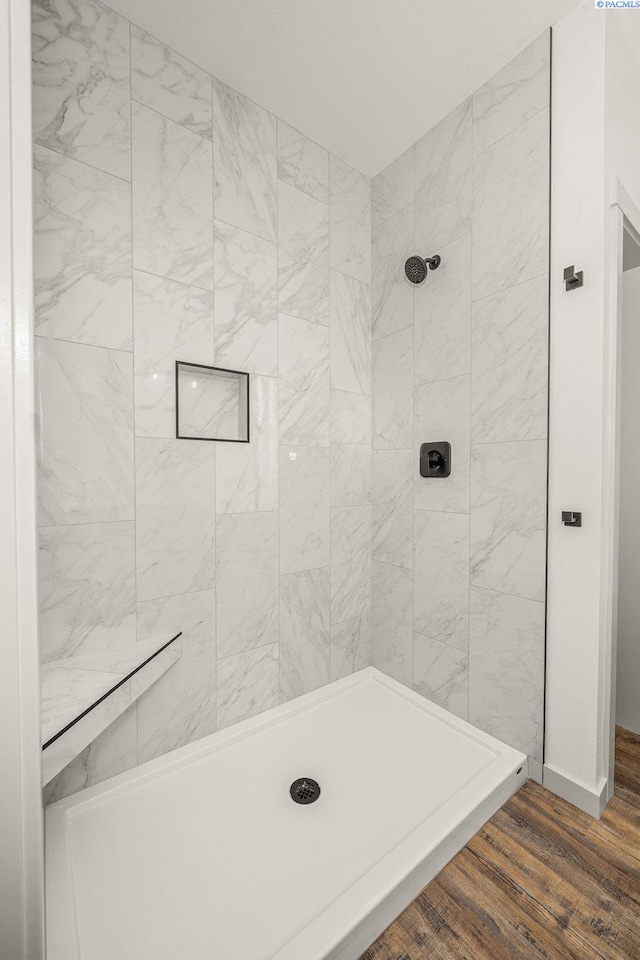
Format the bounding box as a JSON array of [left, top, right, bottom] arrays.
[[370, 33, 549, 777], [33, 0, 549, 800]]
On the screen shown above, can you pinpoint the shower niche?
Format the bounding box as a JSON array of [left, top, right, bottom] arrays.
[[175, 362, 250, 442]]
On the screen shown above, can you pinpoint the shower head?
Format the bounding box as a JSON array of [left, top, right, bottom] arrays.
[[404, 254, 441, 285]]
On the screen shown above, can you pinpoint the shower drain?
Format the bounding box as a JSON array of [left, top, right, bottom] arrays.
[[290, 777, 321, 805]]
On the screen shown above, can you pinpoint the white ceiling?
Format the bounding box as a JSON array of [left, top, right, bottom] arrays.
[[109, 0, 582, 177]]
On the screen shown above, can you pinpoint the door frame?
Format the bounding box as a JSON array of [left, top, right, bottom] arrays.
[[0, 0, 45, 955], [600, 179, 640, 804]]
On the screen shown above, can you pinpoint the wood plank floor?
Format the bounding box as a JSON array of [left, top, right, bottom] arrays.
[[359, 727, 640, 960]]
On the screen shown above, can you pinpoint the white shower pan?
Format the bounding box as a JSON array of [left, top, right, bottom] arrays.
[[46, 667, 526, 960]]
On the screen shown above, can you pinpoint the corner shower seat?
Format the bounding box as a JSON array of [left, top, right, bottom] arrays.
[[41, 634, 182, 785]]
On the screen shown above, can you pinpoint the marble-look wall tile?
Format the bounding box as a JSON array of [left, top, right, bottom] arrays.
[[372, 203, 414, 341], [366, 38, 549, 763], [471, 440, 547, 602], [216, 376, 278, 514], [35, 9, 378, 783], [39, 521, 135, 662], [371, 147, 413, 230], [217, 642, 279, 730], [415, 98, 472, 254], [469, 585, 544, 760], [280, 445, 330, 575], [213, 220, 277, 376], [372, 327, 413, 450], [372, 560, 412, 686], [473, 33, 550, 157], [413, 632, 468, 720], [130, 26, 212, 139], [37, 338, 134, 526], [472, 108, 549, 301], [331, 390, 371, 445], [414, 510, 469, 650], [331, 505, 371, 623], [279, 313, 329, 447], [133, 270, 213, 438], [330, 443, 371, 507], [471, 275, 548, 442], [135, 438, 215, 600], [280, 567, 330, 700], [277, 121, 328, 203], [212, 77, 277, 242], [414, 375, 470, 514], [132, 101, 213, 291], [216, 511, 279, 658], [32, 0, 131, 179], [372, 449, 413, 569], [33, 145, 132, 350], [414, 232, 471, 386], [330, 614, 371, 681], [43, 704, 137, 804], [136, 589, 216, 762], [330, 270, 371, 395], [330, 156, 371, 282], [278, 182, 330, 324]]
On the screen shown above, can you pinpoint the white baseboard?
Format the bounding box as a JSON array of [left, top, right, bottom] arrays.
[[542, 764, 609, 819]]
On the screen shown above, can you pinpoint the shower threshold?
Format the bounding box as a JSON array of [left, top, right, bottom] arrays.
[[45, 667, 526, 960]]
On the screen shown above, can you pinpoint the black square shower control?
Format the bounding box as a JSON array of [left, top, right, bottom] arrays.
[[420, 442, 451, 478]]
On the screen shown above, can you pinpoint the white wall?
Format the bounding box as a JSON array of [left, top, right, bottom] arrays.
[[545, 0, 640, 815], [544, 1, 607, 812], [616, 264, 640, 734]]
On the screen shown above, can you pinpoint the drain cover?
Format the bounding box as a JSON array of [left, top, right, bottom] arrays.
[[290, 777, 321, 805]]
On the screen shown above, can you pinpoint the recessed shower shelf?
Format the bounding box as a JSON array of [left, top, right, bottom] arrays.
[[41, 634, 182, 787]]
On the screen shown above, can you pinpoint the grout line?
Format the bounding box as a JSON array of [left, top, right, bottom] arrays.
[[277, 173, 329, 208], [470, 581, 545, 606], [372, 556, 413, 573], [212, 210, 277, 246], [413, 627, 468, 653], [131, 263, 215, 294], [210, 67, 219, 726], [33, 139, 132, 185], [472, 102, 549, 164], [35, 332, 133, 355], [372, 322, 413, 345], [371, 196, 415, 236], [472, 437, 548, 446], [216, 635, 281, 665], [415, 370, 470, 389], [276, 138, 283, 705], [137, 586, 217, 605], [413, 506, 470, 519], [128, 18, 139, 764], [330, 263, 370, 287], [130, 96, 212, 143], [37, 518, 135, 531], [470, 268, 550, 308], [328, 149, 335, 675]]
